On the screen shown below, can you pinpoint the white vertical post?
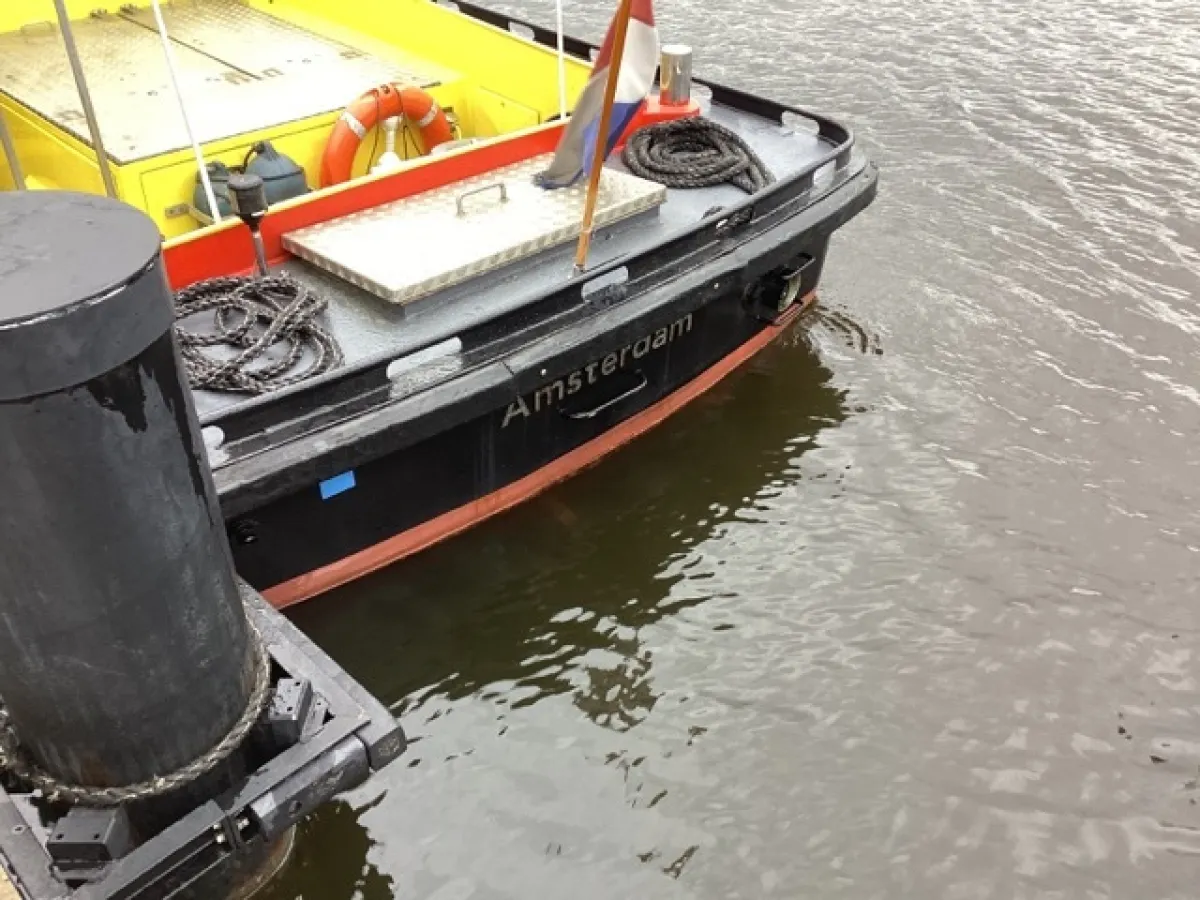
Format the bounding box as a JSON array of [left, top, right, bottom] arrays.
[[149, 0, 221, 223], [0, 110, 25, 190], [555, 0, 568, 121], [51, 0, 118, 198]]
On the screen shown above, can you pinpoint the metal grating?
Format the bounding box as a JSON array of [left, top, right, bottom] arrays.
[[120, 1, 432, 89], [281, 155, 668, 305], [0, 0, 438, 164]]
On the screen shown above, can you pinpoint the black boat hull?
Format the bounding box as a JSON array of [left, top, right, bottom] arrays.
[[220, 159, 877, 606]]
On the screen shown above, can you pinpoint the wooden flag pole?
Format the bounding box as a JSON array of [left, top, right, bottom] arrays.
[[573, 0, 637, 274]]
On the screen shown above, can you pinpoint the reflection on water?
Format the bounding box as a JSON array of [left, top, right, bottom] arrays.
[[288, 317, 846, 709], [271, 798, 394, 900], [264, 319, 852, 898]]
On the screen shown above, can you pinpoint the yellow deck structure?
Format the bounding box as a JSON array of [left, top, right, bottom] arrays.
[[0, 0, 591, 236]]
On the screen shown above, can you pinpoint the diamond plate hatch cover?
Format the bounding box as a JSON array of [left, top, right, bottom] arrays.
[[281, 155, 668, 305]]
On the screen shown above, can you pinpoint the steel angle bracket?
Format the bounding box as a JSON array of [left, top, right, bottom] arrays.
[[0, 582, 404, 900]]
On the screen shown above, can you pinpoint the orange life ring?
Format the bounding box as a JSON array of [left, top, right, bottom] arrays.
[[320, 84, 453, 187]]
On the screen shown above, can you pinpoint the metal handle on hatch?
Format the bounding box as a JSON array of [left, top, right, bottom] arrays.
[[562, 373, 648, 421], [456, 183, 508, 216]]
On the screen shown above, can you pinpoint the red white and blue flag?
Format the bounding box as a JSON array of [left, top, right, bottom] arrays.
[[536, 0, 658, 189]]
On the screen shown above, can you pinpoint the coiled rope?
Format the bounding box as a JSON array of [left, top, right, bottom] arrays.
[[0, 614, 272, 807], [622, 117, 776, 195], [174, 274, 342, 395]]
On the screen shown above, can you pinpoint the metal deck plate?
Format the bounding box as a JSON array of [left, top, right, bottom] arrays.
[[0, 0, 438, 164], [281, 155, 668, 305], [120, 1, 430, 86]]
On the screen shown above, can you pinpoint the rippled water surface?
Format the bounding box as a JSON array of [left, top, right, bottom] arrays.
[[265, 0, 1200, 896]]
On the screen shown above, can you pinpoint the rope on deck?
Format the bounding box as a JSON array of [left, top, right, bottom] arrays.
[[621, 117, 776, 195], [174, 274, 343, 395], [0, 616, 273, 807]]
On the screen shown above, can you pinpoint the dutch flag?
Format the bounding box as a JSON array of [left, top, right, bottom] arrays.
[[536, 0, 658, 189]]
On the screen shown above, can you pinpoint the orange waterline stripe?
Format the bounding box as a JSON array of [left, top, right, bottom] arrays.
[[262, 294, 815, 610]]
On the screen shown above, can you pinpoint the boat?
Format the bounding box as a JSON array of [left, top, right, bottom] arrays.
[[0, 0, 878, 609]]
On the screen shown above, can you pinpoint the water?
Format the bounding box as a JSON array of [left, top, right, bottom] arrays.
[[265, 0, 1200, 896]]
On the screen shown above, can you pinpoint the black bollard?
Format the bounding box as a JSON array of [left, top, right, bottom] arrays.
[[0, 192, 255, 797]]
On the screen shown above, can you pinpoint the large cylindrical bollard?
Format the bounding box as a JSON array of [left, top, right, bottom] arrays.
[[0, 192, 255, 792]]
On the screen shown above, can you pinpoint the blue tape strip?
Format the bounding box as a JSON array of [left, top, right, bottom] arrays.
[[319, 470, 356, 500]]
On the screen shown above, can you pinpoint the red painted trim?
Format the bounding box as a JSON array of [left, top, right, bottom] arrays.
[[163, 125, 566, 289], [161, 101, 696, 290], [262, 295, 815, 609]]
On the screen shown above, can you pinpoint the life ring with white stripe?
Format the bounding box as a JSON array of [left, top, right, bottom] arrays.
[[319, 84, 453, 187]]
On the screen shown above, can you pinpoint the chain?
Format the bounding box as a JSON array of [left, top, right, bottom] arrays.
[[0, 617, 272, 807]]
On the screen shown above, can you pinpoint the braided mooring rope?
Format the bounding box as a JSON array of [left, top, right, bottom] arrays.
[[0, 620, 272, 807], [174, 274, 342, 395], [622, 117, 777, 195]]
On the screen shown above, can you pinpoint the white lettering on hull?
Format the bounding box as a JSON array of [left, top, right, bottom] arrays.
[[502, 313, 694, 428]]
